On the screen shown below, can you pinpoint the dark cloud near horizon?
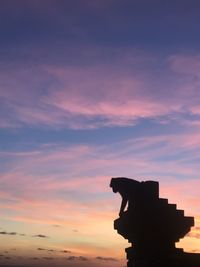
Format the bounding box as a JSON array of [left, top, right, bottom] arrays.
[[96, 256, 118, 261], [0, 230, 48, 238], [191, 249, 200, 253], [33, 234, 49, 238], [47, 249, 55, 252], [52, 224, 61, 227], [0, 231, 17, 236], [66, 256, 88, 261], [36, 247, 72, 254], [4, 257, 11, 260], [43, 257, 54, 260], [187, 226, 200, 239], [61, 250, 71, 253], [0, 230, 46, 238]]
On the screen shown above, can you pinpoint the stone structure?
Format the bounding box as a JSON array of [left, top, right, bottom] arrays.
[[110, 177, 200, 267]]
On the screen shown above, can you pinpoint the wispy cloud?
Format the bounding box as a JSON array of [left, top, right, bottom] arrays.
[[1, 58, 200, 255], [1, 49, 200, 130], [0, 128, 200, 256]]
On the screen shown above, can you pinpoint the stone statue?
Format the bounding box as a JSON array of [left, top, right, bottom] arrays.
[[110, 177, 200, 267]]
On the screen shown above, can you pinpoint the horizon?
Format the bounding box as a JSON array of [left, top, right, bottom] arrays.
[[0, 1, 200, 266]]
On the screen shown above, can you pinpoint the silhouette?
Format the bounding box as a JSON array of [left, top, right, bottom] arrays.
[[110, 177, 200, 267]]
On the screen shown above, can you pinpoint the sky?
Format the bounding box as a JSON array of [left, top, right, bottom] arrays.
[[0, 0, 200, 266]]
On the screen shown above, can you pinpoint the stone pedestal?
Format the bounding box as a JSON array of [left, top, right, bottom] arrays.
[[110, 177, 200, 267]]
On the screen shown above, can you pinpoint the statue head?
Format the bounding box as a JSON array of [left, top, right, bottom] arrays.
[[110, 177, 141, 197], [110, 177, 119, 193]]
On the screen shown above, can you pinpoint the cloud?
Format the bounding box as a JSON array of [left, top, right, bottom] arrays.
[[1, 131, 200, 229], [36, 247, 71, 254], [2, 49, 200, 130], [191, 249, 200, 253], [187, 226, 200, 239], [78, 256, 89, 261], [41, 62, 179, 129], [96, 256, 118, 261], [37, 248, 57, 253], [61, 250, 71, 253], [0, 230, 49, 239], [43, 257, 54, 260], [47, 249, 55, 252], [8, 232, 16, 235], [0, 122, 200, 258], [4, 256, 11, 260], [0, 231, 17, 235], [33, 234, 49, 238], [187, 232, 200, 239], [66, 256, 89, 261], [3, 51, 200, 131]]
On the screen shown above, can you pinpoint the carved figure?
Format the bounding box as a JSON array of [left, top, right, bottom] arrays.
[[110, 177, 158, 216], [111, 177, 200, 267], [110, 177, 140, 216]]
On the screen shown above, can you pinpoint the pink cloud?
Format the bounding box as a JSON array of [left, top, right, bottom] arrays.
[[0, 129, 200, 256], [44, 64, 176, 128], [3, 49, 200, 129], [1, 131, 200, 218], [2, 131, 200, 199], [38, 53, 200, 128], [0, 139, 200, 255]]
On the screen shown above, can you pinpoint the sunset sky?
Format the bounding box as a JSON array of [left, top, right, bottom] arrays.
[[1, 1, 200, 266]]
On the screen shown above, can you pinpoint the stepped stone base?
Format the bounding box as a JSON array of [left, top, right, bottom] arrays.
[[126, 247, 200, 267], [110, 177, 200, 267]]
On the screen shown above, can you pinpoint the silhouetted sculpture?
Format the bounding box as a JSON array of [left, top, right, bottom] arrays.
[[110, 177, 200, 267]]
